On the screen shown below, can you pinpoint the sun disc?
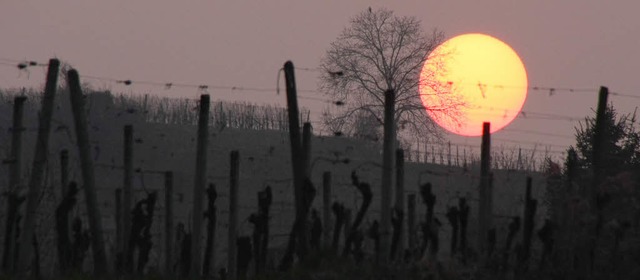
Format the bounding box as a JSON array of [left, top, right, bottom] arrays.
[[419, 33, 528, 136]]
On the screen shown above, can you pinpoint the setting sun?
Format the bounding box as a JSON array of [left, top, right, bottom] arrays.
[[419, 33, 528, 136]]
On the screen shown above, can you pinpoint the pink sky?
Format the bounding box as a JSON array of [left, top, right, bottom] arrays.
[[2, 1, 639, 161]]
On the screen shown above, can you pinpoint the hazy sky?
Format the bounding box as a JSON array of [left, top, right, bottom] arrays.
[[2, 1, 639, 162]]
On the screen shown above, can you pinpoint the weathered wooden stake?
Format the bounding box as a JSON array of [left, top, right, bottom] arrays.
[[115, 188, 122, 271], [17, 59, 60, 274], [122, 125, 133, 273], [478, 122, 491, 253], [60, 150, 69, 198], [164, 171, 174, 275], [380, 89, 396, 260], [431, 146, 435, 164], [522, 176, 537, 262], [344, 209, 352, 245], [591, 86, 608, 201], [302, 123, 312, 177], [3, 95, 26, 273], [407, 194, 416, 250], [323, 172, 332, 249], [447, 142, 451, 166], [9, 96, 27, 192], [191, 94, 210, 278], [203, 183, 217, 276], [300, 122, 312, 251], [394, 149, 405, 258], [283, 61, 307, 261], [67, 68, 108, 274], [228, 151, 240, 280]]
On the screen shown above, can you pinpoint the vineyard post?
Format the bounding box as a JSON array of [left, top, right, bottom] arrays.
[[380, 89, 396, 260], [164, 171, 174, 275], [283, 61, 307, 259], [323, 172, 332, 249], [115, 188, 122, 271], [478, 122, 492, 253], [60, 150, 69, 198], [3, 95, 26, 273], [344, 209, 352, 244], [17, 59, 60, 274], [8, 96, 26, 193], [191, 94, 210, 278], [448, 142, 451, 166], [228, 151, 240, 280], [302, 122, 313, 251], [67, 68, 108, 274], [122, 125, 133, 273], [302, 122, 312, 177], [407, 194, 416, 250], [394, 149, 405, 258], [591, 86, 608, 203], [522, 176, 537, 263]]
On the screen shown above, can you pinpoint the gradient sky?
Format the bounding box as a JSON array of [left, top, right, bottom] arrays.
[[2, 1, 639, 163]]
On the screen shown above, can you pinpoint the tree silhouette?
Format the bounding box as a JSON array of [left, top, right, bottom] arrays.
[[320, 8, 464, 140], [573, 105, 640, 174]]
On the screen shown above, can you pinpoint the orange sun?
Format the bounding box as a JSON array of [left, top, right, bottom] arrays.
[[419, 33, 528, 136]]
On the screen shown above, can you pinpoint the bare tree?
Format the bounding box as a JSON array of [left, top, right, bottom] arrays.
[[320, 8, 464, 141]]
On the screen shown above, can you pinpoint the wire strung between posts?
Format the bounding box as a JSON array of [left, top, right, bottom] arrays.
[[611, 91, 640, 99], [81, 73, 342, 105]]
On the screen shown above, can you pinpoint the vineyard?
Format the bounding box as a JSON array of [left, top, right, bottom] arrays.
[[0, 59, 637, 280]]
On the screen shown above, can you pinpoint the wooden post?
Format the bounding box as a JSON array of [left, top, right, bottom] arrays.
[[323, 172, 332, 249], [122, 125, 133, 273], [17, 59, 60, 274], [191, 94, 210, 278], [302, 123, 312, 177], [407, 194, 416, 250], [344, 209, 352, 245], [228, 151, 240, 280], [463, 148, 467, 168], [67, 68, 108, 274], [591, 86, 608, 201], [60, 150, 69, 198], [447, 142, 452, 166], [300, 122, 312, 250], [380, 89, 396, 260], [394, 149, 405, 258], [203, 184, 217, 276], [9, 96, 27, 192], [283, 61, 307, 259], [431, 146, 435, 164], [3, 95, 26, 273], [478, 122, 491, 253], [115, 188, 122, 271], [521, 177, 537, 263], [164, 171, 174, 275]]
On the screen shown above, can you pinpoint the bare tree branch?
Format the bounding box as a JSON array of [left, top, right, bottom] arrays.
[[319, 8, 464, 142]]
